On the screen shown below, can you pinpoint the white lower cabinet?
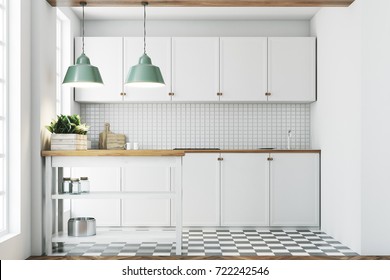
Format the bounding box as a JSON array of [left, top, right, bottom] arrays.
[[181, 153, 220, 226], [70, 167, 121, 226], [221, 153, 269, 226], [71, 153, 319, 228], [182, 153, 319, 227], [269, 153, 320, 227], [122, 167, 171, 226]]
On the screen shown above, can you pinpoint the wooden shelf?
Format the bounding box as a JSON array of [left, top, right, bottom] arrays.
[[52, 229, 176, 243], [52, 191, 175, 199], [41, 149, 185, 157]]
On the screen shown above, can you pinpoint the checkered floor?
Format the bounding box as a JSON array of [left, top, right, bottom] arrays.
[[52, 229, 358, 257]]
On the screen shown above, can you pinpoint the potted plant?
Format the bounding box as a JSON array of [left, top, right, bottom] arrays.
[[46, 114, 89, 150]]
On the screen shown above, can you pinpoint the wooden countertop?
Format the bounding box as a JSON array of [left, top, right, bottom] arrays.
[[41, 150, 185, 157], [41, 149, 320, 157], [182, 149, 321, 153]]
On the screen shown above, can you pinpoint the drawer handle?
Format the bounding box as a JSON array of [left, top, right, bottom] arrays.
[[169, 92, 175, 96], [265, 92, 271, 96], [267, 157, 273, 161], [218, 157, 224, 161]]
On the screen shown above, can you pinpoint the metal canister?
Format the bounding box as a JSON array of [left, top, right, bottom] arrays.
[[68, 217, 96, 237], [62, 178, 71, 193], [70, 178, 80, 194]]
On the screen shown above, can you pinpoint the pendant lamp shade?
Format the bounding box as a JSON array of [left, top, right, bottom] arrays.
[[125, 2, 165, 88], [63, 53, 104, 88], [62, 2, 103, 88], [125, 54, 165, 88]]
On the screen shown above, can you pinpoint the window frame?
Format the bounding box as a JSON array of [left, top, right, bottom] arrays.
[[0, 0, 9, 239]]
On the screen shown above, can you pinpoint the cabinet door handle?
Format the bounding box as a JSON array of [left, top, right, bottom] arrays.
[[168, 92, 175, 96], [267, 157, 273, 161], [265, 92, 271, 96], [218, 157, 224, 161], [217, 92, 223, 96], [120, 92, 127, 96]]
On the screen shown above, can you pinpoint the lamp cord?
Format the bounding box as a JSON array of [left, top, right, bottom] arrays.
[[82, 2, 85, 54], [143, 2, 147, 55]]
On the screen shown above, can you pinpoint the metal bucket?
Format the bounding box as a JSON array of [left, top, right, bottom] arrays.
[[68, 217, 96, 237]]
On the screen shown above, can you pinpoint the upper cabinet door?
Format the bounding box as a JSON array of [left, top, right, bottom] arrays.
[[74, 37, 123, 102], [268, 37, 316, 102], [172, 37, 219, 102], [220, 37, 268, 102], [123, 37, 172, 101]]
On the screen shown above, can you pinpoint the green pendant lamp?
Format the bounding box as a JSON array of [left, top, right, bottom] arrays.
[[63, 2, 103, 88], [125, 2, 165, 88]]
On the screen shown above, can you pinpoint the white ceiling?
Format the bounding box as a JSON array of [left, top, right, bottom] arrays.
[[70, 7, 321, 21]]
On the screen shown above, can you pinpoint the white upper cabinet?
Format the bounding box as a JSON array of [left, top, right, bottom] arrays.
[[221, 153, 269, 226], [73, 37, 316, 103], [270, 153, 319, 227], [220, 37, 268, 102], [267, 37, 316, 102], [74, 37, 123, 102], [171, 37, 220, 102], [123, 37, 172, 101]]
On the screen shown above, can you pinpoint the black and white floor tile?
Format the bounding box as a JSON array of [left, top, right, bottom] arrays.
[[52, 229, 358, 257]]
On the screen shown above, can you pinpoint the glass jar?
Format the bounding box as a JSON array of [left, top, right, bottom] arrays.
[[80, 177, 90, 193], [62, 178, 71, 193], [70, 178, 80, 194]]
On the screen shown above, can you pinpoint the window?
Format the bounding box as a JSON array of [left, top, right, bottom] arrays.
[[56, 16, 63, 114], [56, 10, 72, 216], [56, 10, 71, 115], [0, 0, 8, 238]]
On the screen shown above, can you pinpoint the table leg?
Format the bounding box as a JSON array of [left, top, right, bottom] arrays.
[[44, 157, 53, 255], [57, 167, 63, 234], [175, 157, 183, 256]]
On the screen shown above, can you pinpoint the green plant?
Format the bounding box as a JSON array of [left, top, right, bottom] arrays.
[[46, 114, 89, 135]]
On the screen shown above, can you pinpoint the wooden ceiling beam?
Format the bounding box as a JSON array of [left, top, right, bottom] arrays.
[[46, 0, 355, 8]]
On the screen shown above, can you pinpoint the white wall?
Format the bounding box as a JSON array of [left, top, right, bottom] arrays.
[[29, 4, 80, 257], [30, 0, 57, 256], [310, 2, 363, 254], [58, 8, 81, 115], [85, 20, 310, 37], [0, 0, 32, 260], [311, 0, 390, 255], [360, 0, 390, 255]]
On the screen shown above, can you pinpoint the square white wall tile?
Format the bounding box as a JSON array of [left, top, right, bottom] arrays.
[[80, 103, 311, 150]]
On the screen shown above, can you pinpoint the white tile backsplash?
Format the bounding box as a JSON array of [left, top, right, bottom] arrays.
[[80, 103, 311, 150]]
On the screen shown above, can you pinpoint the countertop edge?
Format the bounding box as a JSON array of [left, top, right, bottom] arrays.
[[41, 149, 321, 157], [182, 149, 321, 153], [41, 150, 186, 157]]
